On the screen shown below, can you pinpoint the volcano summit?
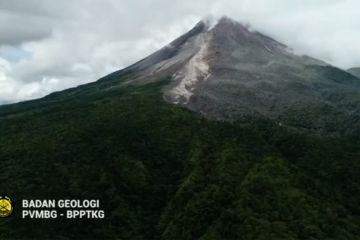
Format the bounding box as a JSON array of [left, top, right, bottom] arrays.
[[104, 17, 360, 134]]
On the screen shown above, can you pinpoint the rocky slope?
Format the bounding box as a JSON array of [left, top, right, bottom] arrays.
[[109, 17, 360, 134], [348, 67, 360, 78]]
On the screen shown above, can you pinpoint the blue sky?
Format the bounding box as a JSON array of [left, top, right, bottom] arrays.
[[0, 46, 32, 63]]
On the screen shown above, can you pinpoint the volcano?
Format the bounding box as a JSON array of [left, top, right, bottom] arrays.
[[103, 17, 360, 133], [0, 17, 359, 240]]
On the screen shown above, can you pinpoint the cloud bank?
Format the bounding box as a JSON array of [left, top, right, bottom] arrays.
[[0, 0, 359, 103]]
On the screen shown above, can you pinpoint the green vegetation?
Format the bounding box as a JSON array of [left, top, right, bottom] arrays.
[[0, 77, 359, 239]]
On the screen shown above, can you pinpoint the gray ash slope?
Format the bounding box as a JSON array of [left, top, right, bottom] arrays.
[[109, 17, 360, 134], [348, 68, 360, 78]]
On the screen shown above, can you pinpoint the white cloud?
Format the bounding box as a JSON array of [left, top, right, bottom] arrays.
[[0, 0, 359, 103]]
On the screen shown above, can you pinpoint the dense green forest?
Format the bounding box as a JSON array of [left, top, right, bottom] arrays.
[[0, 76, 359, 239]]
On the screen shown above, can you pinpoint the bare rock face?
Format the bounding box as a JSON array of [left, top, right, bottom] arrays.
[[114, 17, 360, 133]]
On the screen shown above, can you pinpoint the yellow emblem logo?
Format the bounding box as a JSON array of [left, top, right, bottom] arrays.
[[0, 196, 13, 218]]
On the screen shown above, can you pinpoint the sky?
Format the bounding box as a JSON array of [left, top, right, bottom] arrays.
[[0, 0, 359, 104]]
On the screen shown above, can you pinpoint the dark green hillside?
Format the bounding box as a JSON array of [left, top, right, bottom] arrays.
[[0, 76, 359, 239]]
